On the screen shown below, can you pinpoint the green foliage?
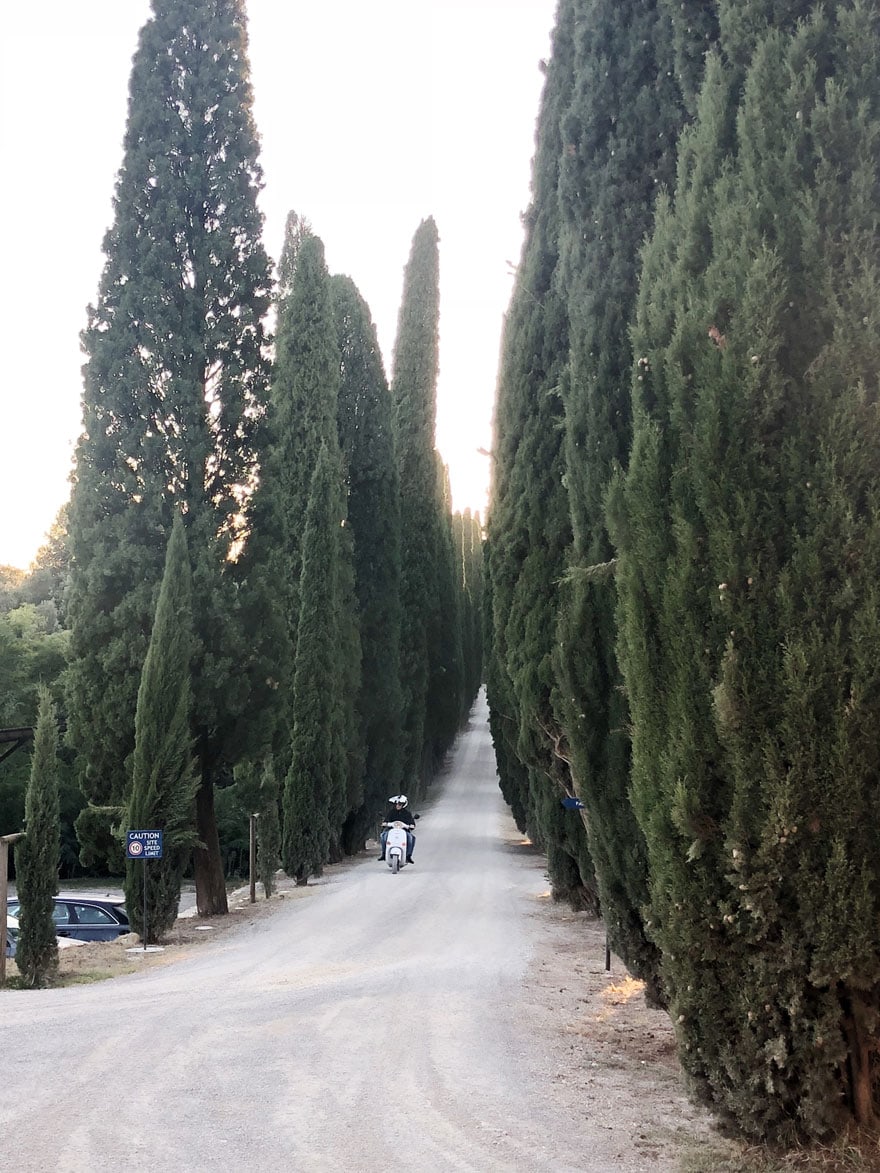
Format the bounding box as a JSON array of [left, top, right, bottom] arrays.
[[282, 443, 352, 882], [614, 1, 880, 1139], [425, 459, 465, 761], [0, 566, 27, 614], [251, 226, 362, 879], [455, 509, 484, 708], [65, 0, 275, 912], [659, 0, 720, 114], [391, 218, 443, 790], [17, 505, 70, 621], [123, 514, 199, 942], [0, 605, 69, 729], [0, 602, 72, 872], [257, 762, 281, 898], [245, 223, 348, 793], [213, 782, 251, 879], [259, 224, 342, 672], [386, 218, 473, 788], [331, 275, 403, 850], [485, 0, 595, 907], [548, 0, 690, 1003], [15, 687, 60, 987]]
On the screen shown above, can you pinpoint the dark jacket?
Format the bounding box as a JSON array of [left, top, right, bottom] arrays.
[[382, 804, 415, 829]]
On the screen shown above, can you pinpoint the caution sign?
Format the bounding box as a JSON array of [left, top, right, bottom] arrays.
[[126, 830, 163, 859]]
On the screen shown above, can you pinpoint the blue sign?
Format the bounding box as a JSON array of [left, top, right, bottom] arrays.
[[126, 830, 164, 859], [561, 796, 585, 811]]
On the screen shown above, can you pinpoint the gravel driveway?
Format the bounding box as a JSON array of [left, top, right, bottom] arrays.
[[1, 695, 707, 1172]]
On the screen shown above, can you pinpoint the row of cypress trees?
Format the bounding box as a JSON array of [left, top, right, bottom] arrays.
[[62, 0, 481, 933], [486, 0, 878, 1143]]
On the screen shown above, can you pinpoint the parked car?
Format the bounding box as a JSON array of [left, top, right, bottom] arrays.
[[6, 897, 131, 943], [5, 914, 18, 959]]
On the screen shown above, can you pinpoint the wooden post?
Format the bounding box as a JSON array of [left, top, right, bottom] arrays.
[[1, 832, 26, 987], [248, 814, 259, 904]]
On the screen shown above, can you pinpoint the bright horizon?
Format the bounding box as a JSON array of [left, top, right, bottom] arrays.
[[0, 0, 556, 570]]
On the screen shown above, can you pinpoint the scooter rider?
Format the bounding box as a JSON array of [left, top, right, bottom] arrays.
[[378, 795, 416, 864]]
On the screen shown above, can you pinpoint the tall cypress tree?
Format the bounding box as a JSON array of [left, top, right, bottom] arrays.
[[425, 458, 465, 760], [251, 219, 340, 673], [391, 218, 443, 790], [331, 275, 404, 848], [246, 223, 344, 779], [66, 0, 274, 915], [15, 687, 60, 988], [613, 0, 880, 1139], [486, 0, 595, 908], [282, 442, 351, 882], [258, 226, 361, 882], [124, 513, 199, 942], [454, 509, 484, 710], [550, 0, 688, 1002]]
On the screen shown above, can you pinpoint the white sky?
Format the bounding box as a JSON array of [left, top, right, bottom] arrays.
[[0, 0, 556, 570]]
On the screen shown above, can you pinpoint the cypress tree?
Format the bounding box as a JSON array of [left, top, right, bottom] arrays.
[[256, 761, 281, 899], [486, 0, 596, 908], [252, 219, 340, 679], [15, 687, 60, 987], [246, 222, 344, 782], [249, 226, 361, 873], [66, 0, 274, 916], [425, 458, 465, 761], [660, 0, 720, 115], [454, 509, 484, 709], [328, 510, 363, 860], [612, 0, 880, 1139], [483, 544, 532, 835], [124, 513, 199, 943], [550, 0, 688, 1002], [391, 218, 442, 790], [331, 275, 404, 849], [282, 443, 350, 883]]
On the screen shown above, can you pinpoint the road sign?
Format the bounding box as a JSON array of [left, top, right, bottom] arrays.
[[126, 830, 163, 859]]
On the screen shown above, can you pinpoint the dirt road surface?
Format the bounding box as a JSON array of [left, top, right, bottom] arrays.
[[1, 694, 712, 1172]]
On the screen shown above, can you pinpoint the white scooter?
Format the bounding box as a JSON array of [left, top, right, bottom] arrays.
[[382, 821, 411, 874]]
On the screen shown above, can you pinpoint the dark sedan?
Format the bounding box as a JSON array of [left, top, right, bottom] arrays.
[[7, 897, 131, 943]]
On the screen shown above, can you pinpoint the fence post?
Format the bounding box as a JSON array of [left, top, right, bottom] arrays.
[[0, 833, 26, 986]]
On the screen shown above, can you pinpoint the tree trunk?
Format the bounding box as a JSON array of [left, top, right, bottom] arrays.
[[843, 995, 878, 1128], [193, 772, 228, 916]]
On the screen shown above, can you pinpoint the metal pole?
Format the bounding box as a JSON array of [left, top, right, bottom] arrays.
[[0, 833, 25, 987], [0, 839, 8, 987], [142, 858, 148, 951], [249, 814, 258, 904], [605, 932, 611, 973]]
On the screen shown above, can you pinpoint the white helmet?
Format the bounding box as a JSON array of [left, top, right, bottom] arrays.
[[390, 794, 408, 806]]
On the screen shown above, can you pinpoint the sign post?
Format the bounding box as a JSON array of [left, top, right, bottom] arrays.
[[126, 830, 163, 950], [1, 832, 25, 986], [249, 813, 259, 904]]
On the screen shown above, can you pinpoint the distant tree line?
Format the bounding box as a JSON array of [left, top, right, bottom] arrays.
[[1, 0, 482, 943], [486, 0, 879, 1145]]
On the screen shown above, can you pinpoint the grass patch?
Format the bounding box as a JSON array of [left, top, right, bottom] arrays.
[[61, 968, 139, 985], [2, 966, 138, 989], [678, 1131, 879, 1173]]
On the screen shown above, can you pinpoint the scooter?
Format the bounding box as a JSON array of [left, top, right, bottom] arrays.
[[383, 821, 410, 874]]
